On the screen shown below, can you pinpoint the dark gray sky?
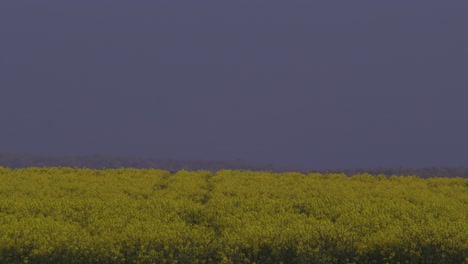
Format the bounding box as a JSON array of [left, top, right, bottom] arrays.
[[1, 1, 467, 170]]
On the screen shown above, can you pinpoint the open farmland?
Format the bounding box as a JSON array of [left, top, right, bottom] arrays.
[[0, 167, 467, 263]]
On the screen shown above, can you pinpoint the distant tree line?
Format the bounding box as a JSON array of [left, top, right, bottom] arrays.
[[0, 152, 467, 178], [315, 167, 468, 178], [0, 152, 291, 173]]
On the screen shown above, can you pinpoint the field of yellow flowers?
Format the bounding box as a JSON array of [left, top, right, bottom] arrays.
[[0, 167, 467, 263]]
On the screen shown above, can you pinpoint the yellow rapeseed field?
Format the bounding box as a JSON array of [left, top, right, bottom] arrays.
[[0, 167, 467, 263]]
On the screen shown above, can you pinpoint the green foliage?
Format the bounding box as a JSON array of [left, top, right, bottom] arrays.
[[0, 167, 467, 263]]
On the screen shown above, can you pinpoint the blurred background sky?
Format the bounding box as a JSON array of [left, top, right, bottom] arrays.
[[1, 1, 467, 170]]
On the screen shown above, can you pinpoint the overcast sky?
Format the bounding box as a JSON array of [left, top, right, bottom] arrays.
[[1, 1, 467, 170]]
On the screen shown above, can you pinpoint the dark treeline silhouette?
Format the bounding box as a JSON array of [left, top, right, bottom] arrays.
[[0, 152, 467, 178], [0, 152, 291, 173], [318, 167, 468, 178]]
